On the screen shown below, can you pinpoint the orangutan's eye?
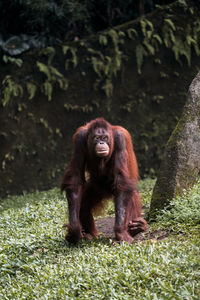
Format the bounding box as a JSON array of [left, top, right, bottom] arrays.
[[94, 136, 99, 141], [102, 135, 108, 141]]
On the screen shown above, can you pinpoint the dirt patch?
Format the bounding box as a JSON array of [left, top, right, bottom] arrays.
[[96, 217, 170, 241], [96, 217, 115, 238]]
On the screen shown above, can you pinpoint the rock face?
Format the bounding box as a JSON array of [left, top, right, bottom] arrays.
[[150, 72, 200, 218], [1, 1, 200, 198]]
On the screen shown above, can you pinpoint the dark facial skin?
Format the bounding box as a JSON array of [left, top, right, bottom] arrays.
[[93, 128, 110, 157]]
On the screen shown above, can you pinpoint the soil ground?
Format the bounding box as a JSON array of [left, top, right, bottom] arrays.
[[96, 217, 170, 241]]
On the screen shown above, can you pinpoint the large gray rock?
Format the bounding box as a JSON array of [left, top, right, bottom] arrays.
[[150, 72, 200, 218]]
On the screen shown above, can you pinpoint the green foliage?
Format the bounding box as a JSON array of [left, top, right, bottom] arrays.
[[0, 0, 160, 44], [126, 28, 138, 40], [164, 18, 176, 31], [2, 55, 23, 67], [64, 103, 93, 113], [90, 55, 105, 78], [1, 152, 15, 170], [162, 18, 200, 67], [156, 178, 200, 232], [177, 0, 187, 6], [26, 82, 37, 100], [172, 37, 191, 66], [134, 18, 164, 74], [39, 118, 53, 134], [0, 0, 92, 41], [88, 29, 123, 97], [99, 34, 108, 46], [193, 20, 200, 56], [140, 19, 154, 38], [40, 47, 56, 65], [102, 78, 114, 98], [136, 44, 145, 74], [1, 1, 200, 105], [63, 46, 78, 69], [134, 12, 200, 74], [1, 75, 23, 106], [37, 48, 68, 101], [0, 181, 200, 299]]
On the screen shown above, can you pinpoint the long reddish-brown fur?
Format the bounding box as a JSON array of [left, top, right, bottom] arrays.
[[113, 125, 139, 180], [61, 118, 147, 243]]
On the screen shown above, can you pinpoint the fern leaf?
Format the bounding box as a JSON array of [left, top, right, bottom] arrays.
[[186, 35, 196, 46], [102, 79, 113, 97], [26, 82, 37, 100], [50, 66, 63, 78], [58, 78, 68, 90], [107, 29, 118, 46], [62, 45, 70, 55], [70, 48, 78, 68], [43, 81, 53, 101], [3, 55, 23, 67], [136, 44, 144, 74], [153, 34, 162, 44], [146, 19, 154, 31], [40, 47, 55, 65], [37, 61, 51, 80], [104, 56, 112, 76], [143, 40, 155, 55], [99, 34, 108, 45], [140, 19, 147, 37], [169, 29, 175, 43], [127, 28, 138, 39], [146, 30, 152, 39], [164, 19, 176, 31]]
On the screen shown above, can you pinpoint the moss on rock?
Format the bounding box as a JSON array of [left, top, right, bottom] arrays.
[[150, 72, 200, 218]]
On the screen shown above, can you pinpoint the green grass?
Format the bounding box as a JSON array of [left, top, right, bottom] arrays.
[[0, 179, 200, 299]]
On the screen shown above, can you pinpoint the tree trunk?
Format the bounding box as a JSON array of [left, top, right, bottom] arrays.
[[149, 72, 200, 218]]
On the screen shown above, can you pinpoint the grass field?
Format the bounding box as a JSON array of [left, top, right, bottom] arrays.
[[0, 179, 200, 299]]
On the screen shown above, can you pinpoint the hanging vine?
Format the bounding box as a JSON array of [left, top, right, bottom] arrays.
[[1, 1, 200, 106]]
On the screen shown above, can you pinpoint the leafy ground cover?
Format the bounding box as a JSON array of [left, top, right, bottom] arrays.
[[0, 179, 200, 299]]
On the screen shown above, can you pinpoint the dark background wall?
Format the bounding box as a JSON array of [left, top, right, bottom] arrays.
[[0, 1, 200, 197]]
